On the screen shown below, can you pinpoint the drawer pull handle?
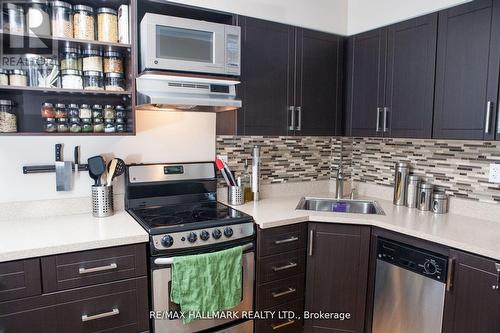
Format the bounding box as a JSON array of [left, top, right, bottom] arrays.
[[492, 263, 500, 291], [79, 263, 117, 274], [272, 287, 296, 298], [81, 308, 119, 322], [272, 262, 298, 272], [271, 319, 296, 330], [274, 236, 298, 245]]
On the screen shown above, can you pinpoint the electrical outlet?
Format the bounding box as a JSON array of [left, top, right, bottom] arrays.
[[489, 164, 500, 183], [217, 155, 228, 164]]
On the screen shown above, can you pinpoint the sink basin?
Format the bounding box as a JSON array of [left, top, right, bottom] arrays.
[[296, 197, 385, 215]]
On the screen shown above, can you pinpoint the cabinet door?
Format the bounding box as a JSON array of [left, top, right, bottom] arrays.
[[385, 14, 437, 138], [433, 0, 500, 140], [295, 29, 343, 136], [305, 223, 370, 333], [443, 250, 500, 333], [239, 16, 295, 135], [346, 29, 387, 137]]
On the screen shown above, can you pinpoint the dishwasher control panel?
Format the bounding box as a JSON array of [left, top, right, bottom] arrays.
[[377, 238, 448, 283]]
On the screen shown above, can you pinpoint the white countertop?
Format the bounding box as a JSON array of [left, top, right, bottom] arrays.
[[0, 211, 148, 263], [231, 192, 500, 261]]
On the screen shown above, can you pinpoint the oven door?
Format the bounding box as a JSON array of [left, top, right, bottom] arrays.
[[141, 13, 227, 75], [151, 244, 255, 333]]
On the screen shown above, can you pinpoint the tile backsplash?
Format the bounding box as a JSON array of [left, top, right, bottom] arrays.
[[216, 136, 500, 204]]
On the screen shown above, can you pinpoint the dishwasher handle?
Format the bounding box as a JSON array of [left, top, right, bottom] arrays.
[[446, 258, 455, 292]]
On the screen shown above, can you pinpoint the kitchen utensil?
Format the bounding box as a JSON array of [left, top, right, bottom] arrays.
[[393, 162, 410, 206], [432, 192, 449, 214], [106, 159, 117, 186], [55, 143, 72, 191], [222, 160, 237, 186], [111, 158, 125, 180], [417, 182, 434, 211], [215, 159, 232, 186], [405, 175, 420, 208], [88, 155, 106, 186], [74, 146, 80, 175]]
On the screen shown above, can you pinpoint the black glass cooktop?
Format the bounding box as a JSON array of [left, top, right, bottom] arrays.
[[128, 201, 252, 234]]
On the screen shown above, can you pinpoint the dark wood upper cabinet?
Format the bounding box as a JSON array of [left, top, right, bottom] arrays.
[[385, 14, 437, 138], [305, 223, 371, 333], [346, 29, 387, 137], [443, 250, 500, 333], [433, 0, 500, 140]]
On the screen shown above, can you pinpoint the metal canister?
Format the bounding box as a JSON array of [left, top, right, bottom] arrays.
[[405, 175, 420, 208], [432, 192, 449, 214], [417, 183, 434, 211], [393, 162, 410, 206]]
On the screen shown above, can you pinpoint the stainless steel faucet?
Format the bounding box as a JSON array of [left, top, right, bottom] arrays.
[[335, 166, 344, 199]]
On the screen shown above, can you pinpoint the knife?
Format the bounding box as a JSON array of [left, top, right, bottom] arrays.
[[74, 146, 80, 174], [55, 144, 72, 191]]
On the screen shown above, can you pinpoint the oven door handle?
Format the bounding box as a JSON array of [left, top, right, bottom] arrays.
[[153, 242, 254, 265]]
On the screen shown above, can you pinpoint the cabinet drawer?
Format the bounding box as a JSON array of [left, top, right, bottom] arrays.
[[256, 274, 305, 310], [255, 299, 304, 333], [41, 244, 147, 292], [0, 258, 41, 302], [257, 249, 306, 284], [258, 224, 307, 257]]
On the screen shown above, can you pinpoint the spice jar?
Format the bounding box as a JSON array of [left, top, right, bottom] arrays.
[[93, 117, 104, 133], [60, 47, 81, 71], [57, 117, 69, 132], [103, 51, 123, 74], [0, 69, 9, 85], [81, 118, 93, 132], [40, 102, 55, 118], [61, 69, 83, 89], [83, 71, 104, 90], [97, 7, 118, 43], [0, 100, 17, 133], [103, 105, 115, 119], [92, 104, 103, 119], [73, 5, 95, 40], [69, 118, 82, 133], [105, 73, 125, 91], [51, 1, 73, 38], [82, 48, 103, 72], [116, 122, 125, 133], [67, 103, 79, 118], [54, 103, 67, 118], [79, 104, 92, 118], [104, 119, 116, 133], [115, 105, 127, 118], [9, 69, 28, 87], [44, 118, 57, 133], [26, 0, 51, 36], [3, 3, 25, 34], [38, 58, 60, 88]]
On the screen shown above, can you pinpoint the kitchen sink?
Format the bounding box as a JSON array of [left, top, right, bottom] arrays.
[[296, 197, 385, 215]]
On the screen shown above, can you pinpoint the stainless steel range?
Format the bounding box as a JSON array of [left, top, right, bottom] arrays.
[[125, 162, 255, 333]]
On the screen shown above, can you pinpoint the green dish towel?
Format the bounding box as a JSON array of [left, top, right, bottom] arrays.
[[170, 246, 243, 324]]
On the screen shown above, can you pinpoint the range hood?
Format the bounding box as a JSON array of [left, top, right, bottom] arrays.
[[136, 73, 241, 112]]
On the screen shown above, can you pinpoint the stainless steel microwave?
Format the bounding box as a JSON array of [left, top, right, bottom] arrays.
[[140, 13, 241, 76]]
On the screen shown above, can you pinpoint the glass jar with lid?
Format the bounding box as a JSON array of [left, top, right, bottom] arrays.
[[51, 1, 73, 38], [38, 57, 60, 88], [104, 119, 116, 133], [26, 0, 51, 36], [92, 104, 103, 119], [0, 69, 9, 85], [9, 69, 28, 87], [103, 105, 116, 119], [54, 103, 67, 118], [69, 118, 82, 133], [83, 71, 103, 90], [44, 118, 57, 133], [57, 117, 69, 132], [61, 69, 82, 89], [81, 118, 93, 132], [93, 117, 104, 133], [97, 7, 118, 43], [67, 103, 79, 118], [115, 105, 127, 118], [103, 51, 123, 74], [41, 102, 56, 118], [60, 47, 81, 71], [73, 5, 95, 40], [3, 3, 25, 34], [105, 73, 125, 91], [0, 100, 17, 133], [115, 117, 126, 132], [79, 104, 92, 118], [82, 48, 103, 72]]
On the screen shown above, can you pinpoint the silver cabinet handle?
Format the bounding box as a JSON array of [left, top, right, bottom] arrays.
[[82, 308, 119, 322], [376, 107, 382, 132], [288, 106, 295, 131], [492, 263, 500, 291], [274, 236, 298, 245], [308, 229, 314, 256], [446, 258, 455, 292], [272, 262, 298, 272], [497, 102, 500, 135], [271, 287, 296, 298], [295, 106, 302, 131], [383, 107, 389, 132], [79, 263, 117, 274], [271, 319, 296, 330], [485, 101, 492, 134]]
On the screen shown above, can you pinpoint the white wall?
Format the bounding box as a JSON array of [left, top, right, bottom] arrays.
[[0, 111, 216, 203], [347, 0, 472, 34]]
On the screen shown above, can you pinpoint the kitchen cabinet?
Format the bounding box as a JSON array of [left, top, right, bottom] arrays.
[[442, 250, 500, 333], [346, 14, 437, 138], [305, 223, 370, 333], [433, 0, 500, 140], [229, 16, 343, 136]]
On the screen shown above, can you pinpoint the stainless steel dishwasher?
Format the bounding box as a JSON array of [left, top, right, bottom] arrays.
[[372, 238, 449, 333]]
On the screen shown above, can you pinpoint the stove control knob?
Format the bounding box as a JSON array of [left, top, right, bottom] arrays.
[[224, 227, 234, 238], [212, 229, 222, 239], [424, 260, 437, 275], [161, 235, 174, 248], [200, 230, 210, 241], [187, 232, 197, 243]]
